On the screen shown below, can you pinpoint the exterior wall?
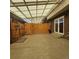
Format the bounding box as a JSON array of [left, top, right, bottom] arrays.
[[25, 23, 33, 34], [50, 15, 69, 36], [64, 14, 69, 35], [10, 19, 25, 43], [32, 23, 49, 34], [19, 23, 25, 36], [51, 20, 54, 32], [11, 20, 19, 43], [25, 23, 49, 34]]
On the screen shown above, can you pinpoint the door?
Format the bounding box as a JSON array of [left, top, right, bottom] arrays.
[[54, 16, 64, 34]]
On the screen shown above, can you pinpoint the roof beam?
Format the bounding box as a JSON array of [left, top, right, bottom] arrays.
[[36, 0, 38, 20], [11, 1, 60, 7]]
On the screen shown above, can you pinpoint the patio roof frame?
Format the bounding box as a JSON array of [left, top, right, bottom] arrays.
[[10, 0, 63, 23]]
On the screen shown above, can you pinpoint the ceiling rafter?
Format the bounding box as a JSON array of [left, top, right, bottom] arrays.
[[12, 8, 51, 12], [30, 16, 45, 19], [36, 0, 38, 21]]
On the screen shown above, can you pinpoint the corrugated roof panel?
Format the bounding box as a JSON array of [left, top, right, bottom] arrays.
[[14, 11, 23, 16], [10, 7, 19, 12], [37, 5, 45, 10], [32, 14, 36, 17], [23, 11, 31, 18], [30, 10, 36, 14], [25, 0, 36, 2], [42, 13, 47, 16], [43, 9, 50, 14], [19, 15, 26, 18], [12, 0, 23, 2], [38, 0, 48, 1], [46, 4, 57, 9], [18, 6, 28, 11], [46, 4, 53, 9], [37, 10, 43, 14], [37, 14, 42, 16]]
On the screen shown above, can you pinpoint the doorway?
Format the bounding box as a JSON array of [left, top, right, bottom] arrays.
[[54, 16, 64, 34]]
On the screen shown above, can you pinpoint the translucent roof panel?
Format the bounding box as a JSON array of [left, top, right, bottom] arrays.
[[30, 10, 36, 15], [10, 7, 19, 12], [37, 14, 42, 16], [38, 0, 48, 1], [32, 14, 36, 17], [49, 0, 58, 2], [37, 5, 45, 10], [46, 4, 57, 9], [46, 4, 54, 9], [38, 0, 58, 2], [31, 11, 36, 17], [25, 0, 36, 2], [10, 0, 62, 23], [14, 11, 23, 16], [12, 0, 24, 2], [19, 15, 26, 18], [18, 6, 28, 11], [37, 10, 43, 14], [13, 11, 26, 18], [43, 9, 50, 14], [42, 13, 47, 16], [28, 6, 36, 10], [22, 11, 31, 18]]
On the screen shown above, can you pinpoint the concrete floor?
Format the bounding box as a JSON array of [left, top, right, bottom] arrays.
[[11, 33, 69, 59]]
